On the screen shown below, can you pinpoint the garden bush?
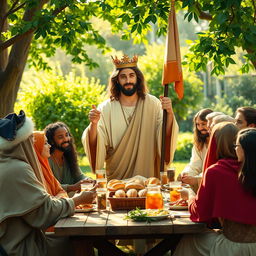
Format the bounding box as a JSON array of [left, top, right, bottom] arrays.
[[174, 132, 193, 161], [15, 67, 107, 153]]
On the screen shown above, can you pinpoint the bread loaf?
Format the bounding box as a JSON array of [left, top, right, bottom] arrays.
[[145, 177, 160, 186], [126, 189, 138, 198], [125, 182, 144, 191], [127, 177, 145, 187], [115, 189, 126, 198], [108, 179, 121, 188], [108, 182, 125, 191], [138, 188, 147, 198]]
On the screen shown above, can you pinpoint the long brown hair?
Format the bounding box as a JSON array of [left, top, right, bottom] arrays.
[[213, 122, 238, 160], [108, 67, 148, 101], [193, 108, 213, 151]]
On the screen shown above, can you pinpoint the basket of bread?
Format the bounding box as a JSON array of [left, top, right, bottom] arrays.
[[107, 176, 160, 210]]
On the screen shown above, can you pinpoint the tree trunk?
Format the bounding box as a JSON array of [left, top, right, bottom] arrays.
[[246, 48, 256, 70], [0, 0, 46, 117]]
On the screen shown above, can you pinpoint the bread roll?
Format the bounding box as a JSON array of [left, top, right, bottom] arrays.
[[129, 178, 144, 186], [138, 188, 147, 197], [125, 182, 144, 191], [145, 177, 160, 186], [115, 189, 126, 198], [126, 189, 138, 198], [108, 179, 121, 188], [108, 182, 125, 191]]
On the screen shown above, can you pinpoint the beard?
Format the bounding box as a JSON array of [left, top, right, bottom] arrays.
[[117, 82, 137, 96], [199, 132, 209, 140], [55, 141, 72, 152]]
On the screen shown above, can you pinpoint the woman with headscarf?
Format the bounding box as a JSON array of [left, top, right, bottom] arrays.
[[173, 123, 256, 256], [0, 111, 96, 256], [33, 131, 68, 198]]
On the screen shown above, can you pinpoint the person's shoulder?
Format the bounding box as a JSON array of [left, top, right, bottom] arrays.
[[145, 94, 160, 105], [98, 98, 111, 110]]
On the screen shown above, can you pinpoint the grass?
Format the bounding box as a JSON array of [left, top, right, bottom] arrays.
[[79, 156, 188, 179]]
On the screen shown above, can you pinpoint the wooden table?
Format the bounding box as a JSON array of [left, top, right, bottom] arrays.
[[54, 209, 206, 256]]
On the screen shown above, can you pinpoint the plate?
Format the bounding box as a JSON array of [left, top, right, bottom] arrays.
[[163, 184, 190, 190], [165, 202, 188, 210], [169, 205, 188, 210], [75, 204, 97, 213], [145, 214, 171, 221], [127, 209, 172, 222]]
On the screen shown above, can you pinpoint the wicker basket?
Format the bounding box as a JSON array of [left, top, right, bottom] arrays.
[[108, 192, 146, 210]]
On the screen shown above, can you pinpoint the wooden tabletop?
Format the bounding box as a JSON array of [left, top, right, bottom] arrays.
[[54, 209, 205, 238]]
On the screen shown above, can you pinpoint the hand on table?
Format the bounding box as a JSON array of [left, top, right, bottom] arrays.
[[181, 174, 198, 186]]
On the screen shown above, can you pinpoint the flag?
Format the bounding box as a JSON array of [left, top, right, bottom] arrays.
[[162, 1, 184, 99]]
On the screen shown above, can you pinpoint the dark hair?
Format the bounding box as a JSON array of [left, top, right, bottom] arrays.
[[108, 66, 148, 101], [44, 122, 80, 176], [238, 128, 256, 197], [236, 107, 256, 126], [193, 108, 213, 151]]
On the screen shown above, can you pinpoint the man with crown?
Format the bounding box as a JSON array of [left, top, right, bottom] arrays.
[[82, 55, 178, 180]]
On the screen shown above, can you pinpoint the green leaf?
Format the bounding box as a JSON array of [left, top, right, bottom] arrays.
[[131, 24, 138, 33], [151, 15, 157, 24], [188, 12, 193, 22], [134, 15, 140, 23]]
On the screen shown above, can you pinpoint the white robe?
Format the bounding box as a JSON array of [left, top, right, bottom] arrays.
[[82, 94, 179, 180]]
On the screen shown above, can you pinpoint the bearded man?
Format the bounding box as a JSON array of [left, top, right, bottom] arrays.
[[180, 108, 213, 191], [45, 122, 92, 193], [82, 55, 179, 180]]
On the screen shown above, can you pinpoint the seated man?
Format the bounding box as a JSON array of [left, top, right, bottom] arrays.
[[235, 106, 256, 130], [44, 122, 93, 194], [180, 109, 212, 192]]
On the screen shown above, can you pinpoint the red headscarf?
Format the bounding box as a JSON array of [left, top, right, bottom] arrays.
[[202, 133, 217, 173], [33, 131, 67, 197]]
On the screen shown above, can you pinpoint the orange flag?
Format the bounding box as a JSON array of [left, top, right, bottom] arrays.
[[162, 1, 184, 99]]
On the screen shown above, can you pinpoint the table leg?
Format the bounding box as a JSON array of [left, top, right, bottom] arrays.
[[143, 234, 183, 256], [93, 239, 127, 256], [70, 237, 95, 256]]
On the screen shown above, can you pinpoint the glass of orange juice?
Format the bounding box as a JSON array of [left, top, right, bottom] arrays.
[[146, 185, 163, 209], [169, 181, 182, 203], [96, 169, 106, 179]]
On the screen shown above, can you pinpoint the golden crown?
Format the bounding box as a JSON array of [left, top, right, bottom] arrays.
[[111, 55, 138, 69]]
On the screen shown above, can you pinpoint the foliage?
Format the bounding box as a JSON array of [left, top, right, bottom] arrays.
[[223, 75, 256, 113], [174, 132, 193, 161], [139, 43, 204, 122], [182, 0, 256, 74], [201, 75, 256, 115], [15, 66, 107, 153], [3, 0, 255, 73]]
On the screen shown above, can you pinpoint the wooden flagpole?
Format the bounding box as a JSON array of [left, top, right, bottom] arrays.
[[160, 84, 169, 173]]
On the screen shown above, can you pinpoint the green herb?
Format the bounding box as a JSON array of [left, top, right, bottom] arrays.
[[125, 208, 152, 222]]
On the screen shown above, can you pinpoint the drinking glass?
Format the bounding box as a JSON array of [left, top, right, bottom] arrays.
[[81, 183, 94, 192], [169, 181, 182, 203], [167, 167, 175, 183], [146, 185, 163, 209], [97, 188, 107, 210], [96, 169, 106, 179], [160, 171, 168, 185]]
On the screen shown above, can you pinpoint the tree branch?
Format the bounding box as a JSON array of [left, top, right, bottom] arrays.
[[195, 2, 212, 20], [252, 0, 256, 23], [0, 1, 26, 32], [0, 4, 68, 52]]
